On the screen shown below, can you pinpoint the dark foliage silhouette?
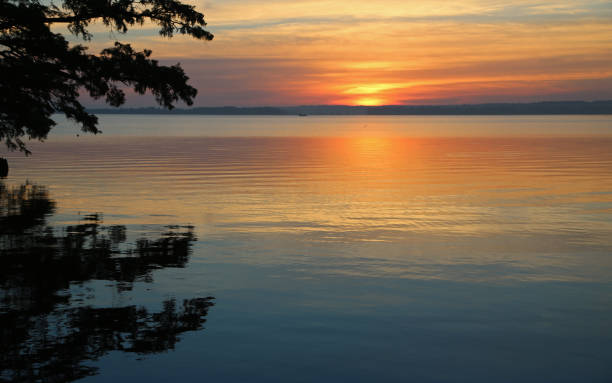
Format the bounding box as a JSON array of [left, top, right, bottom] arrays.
[[0, 0, 213, 153], [0, 158, 7, 178], [0, 181, 214, 382]]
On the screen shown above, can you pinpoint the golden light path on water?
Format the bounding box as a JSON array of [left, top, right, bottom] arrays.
[[3, 116, 612, 283], [4, 114, 612, 383]]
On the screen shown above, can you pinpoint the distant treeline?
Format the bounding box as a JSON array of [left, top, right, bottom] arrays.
[[88, 101, 612, 115]]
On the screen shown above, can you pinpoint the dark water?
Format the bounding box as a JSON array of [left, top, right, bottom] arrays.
[[2, 116, 612, 382]]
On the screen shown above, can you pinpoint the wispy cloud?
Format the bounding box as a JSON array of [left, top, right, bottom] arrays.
[[69, 0, 612, 105]]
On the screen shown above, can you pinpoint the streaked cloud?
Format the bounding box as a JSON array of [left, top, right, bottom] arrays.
[[70, 0, 612, 106]]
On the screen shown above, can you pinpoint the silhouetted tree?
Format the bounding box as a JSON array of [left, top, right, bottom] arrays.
[[0, 158, 7, 178], [0, 0, 214, 153]]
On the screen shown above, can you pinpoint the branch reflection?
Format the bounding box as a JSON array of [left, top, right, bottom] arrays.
[[1, 182, 214, 383]]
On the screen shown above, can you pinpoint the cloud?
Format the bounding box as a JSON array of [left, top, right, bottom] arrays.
[[68, 0, 612, 105]]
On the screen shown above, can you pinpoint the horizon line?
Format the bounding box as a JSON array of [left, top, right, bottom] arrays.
[[85, 100, 612, 115], [88, 100, 612, 110]]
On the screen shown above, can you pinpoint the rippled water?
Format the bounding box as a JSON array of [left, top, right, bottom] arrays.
[[2, 115, 612, 382]]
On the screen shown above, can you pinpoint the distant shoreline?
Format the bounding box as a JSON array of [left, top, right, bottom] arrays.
[[87, 101, 612, 116]]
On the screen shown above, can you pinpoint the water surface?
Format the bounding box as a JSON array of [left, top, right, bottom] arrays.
[[2, 115, 612, 382]]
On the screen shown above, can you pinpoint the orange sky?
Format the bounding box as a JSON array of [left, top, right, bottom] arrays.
[[77, 0, 612, 106]]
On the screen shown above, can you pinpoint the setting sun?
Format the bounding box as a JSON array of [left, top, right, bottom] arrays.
[[353, 97, 386, 106]]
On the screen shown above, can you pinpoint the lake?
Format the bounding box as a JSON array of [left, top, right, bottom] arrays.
[[2, 115, 612, 382]]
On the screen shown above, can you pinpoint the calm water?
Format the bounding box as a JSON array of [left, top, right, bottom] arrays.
[[2, 115, 612, 382]]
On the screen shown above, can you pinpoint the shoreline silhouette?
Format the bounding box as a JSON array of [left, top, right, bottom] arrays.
[[87, 100, 612, 116]]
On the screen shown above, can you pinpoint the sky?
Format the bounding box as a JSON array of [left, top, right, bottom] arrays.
[[76, 0, 612, 106]]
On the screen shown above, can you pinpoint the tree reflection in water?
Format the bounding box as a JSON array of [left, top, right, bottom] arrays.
[[0, 182, 214, 383]]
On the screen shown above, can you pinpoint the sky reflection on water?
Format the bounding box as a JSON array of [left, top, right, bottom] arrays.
[[1, 116, 612, 382]]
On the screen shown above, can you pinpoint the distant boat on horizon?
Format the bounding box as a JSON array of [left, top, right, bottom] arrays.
[[298, 113, 308, 117]]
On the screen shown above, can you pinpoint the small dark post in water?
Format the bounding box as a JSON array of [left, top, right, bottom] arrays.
[[0, 157, 8, 178]]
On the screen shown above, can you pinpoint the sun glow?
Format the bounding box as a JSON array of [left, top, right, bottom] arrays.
[[353, 97, 386, 106], [344, 84, 407, 95], [77, 0, 612, 106], [337, 82, 413, 105]]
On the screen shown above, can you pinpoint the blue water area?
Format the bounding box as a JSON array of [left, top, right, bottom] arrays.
[[1, 115, 612, 382]]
